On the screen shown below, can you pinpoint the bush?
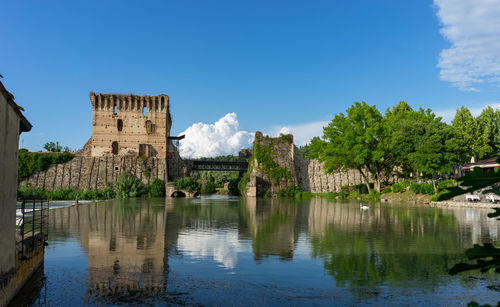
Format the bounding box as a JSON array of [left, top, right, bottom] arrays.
[[148, 179, 165, 197], [238, 171, 250, 196], [391, 180, 410, 193], [277, 185, 312, 199], [17, 185, 115, 200], [228, 178, 240, 196], [437, 179, 456, 190], [114, 172, 144, 198], [202, 180, 217, 194], [410, 182, 435, 194], [173, 177, 201, 193], [18, 149, 75, 181]]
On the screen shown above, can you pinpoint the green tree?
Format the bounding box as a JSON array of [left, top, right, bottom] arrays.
[[43, 141, 63, 152], [408, 121, 465, 191], [452, 107, 491, 160], [314, 101, 387, 193], [477, 106, 500, 155]]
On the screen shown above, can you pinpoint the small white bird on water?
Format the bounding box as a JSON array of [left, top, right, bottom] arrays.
[[360, 203, 369, 210]]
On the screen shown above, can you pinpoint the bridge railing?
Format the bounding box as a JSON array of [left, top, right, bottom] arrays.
[[16, 194, 49, 261]]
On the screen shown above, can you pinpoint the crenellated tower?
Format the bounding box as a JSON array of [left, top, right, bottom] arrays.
[[88, 92, 171, 158]]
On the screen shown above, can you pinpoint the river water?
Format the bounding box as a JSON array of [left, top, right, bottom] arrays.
[[13, 196, 500, 306]]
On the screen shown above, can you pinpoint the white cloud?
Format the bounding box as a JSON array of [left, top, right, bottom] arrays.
[[435, 102, 500, 123], [179, 113, 254, 158], [177, 229, 250, 269], [267, 120, 328, 146], [435, 0, 500, 90]]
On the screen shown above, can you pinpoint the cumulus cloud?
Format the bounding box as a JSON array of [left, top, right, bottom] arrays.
[[435, 0, 500, 91], [435, 102, 500, 123], [179, 113, 254, 158], [267, 120, 328, 146], [177, 229, 250, 269]]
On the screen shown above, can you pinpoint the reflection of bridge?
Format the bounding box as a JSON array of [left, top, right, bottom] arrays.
[[189, 160, 249, 172]]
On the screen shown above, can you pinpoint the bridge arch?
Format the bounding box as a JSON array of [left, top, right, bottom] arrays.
[[171, 191, 186, 198]]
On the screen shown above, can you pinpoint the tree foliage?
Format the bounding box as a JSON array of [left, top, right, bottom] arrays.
[[18, 149, 75, 181], [452, 106, 492, 160], [310, 100, 483, 191], [311, 101, 386, 192]]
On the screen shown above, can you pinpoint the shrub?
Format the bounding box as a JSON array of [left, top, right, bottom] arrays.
[[228, 178, 240, 196], [18, 149, 75, 181], [202, 180, 217, 194], [114, 172, 144, 198], [410, 182, 435, 194], [437, 179, 456, 190], [391, 180, 410, 193], [17, 185, 115, 200], [148, 179, 165, 197], [238, 171, 251, 196], [173, 177, 201, 193]]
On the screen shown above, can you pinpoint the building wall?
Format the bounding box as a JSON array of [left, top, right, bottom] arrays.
[[0, 90, 20, 306], [0, 93, 19, 283], [89, 93, 170, 158]]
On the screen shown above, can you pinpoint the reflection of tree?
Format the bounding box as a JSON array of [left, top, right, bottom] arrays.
[[309, 201, 466, 290], [240, 198, 300, 261]]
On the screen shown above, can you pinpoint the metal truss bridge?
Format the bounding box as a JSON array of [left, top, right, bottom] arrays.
[[189, 160, 249, 172]]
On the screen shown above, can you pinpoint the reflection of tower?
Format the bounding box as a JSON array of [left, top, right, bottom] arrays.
[[163, 198, 182, 276], [242, 198, 299, 261], [77, 200, 168, 302]]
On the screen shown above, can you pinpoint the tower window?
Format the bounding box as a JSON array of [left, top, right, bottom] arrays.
[[113, 104, 117, 115], [112, 141, 118, 155], [142, 106, 147, 116], [117, 119, 123, 131], [146, 120, 154, 134]]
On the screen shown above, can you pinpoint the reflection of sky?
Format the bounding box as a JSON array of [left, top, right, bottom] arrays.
[[178, 229, 251, 269]]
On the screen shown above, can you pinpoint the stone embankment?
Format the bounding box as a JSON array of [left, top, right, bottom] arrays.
[[19, 156, 167, 190]]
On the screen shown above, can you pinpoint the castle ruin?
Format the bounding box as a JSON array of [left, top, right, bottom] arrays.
[[87, 92, 171, 158]]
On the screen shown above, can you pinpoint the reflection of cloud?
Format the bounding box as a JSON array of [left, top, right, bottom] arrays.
[[179, 113, 254, 158], [178, 229, 250, 269], [434, 102, 500, 123], [434, 0, 500, 90], [267, 121, 328, 146]]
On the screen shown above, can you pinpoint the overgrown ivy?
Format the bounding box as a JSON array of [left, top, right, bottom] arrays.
[[253, 139, 293, 184]]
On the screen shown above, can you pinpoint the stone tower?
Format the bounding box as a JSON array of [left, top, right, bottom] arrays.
[[88, 92, 171, 158]]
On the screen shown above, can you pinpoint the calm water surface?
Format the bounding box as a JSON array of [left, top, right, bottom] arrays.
[[13, 196, 500, 306]]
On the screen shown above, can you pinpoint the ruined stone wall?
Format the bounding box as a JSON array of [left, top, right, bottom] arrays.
[[89, 92, 171, 158], [294, 151, 400, 193], [19, 156, 166, 190], [294, 152, 369, 193], [246, 132, 298, 197], [246, 132, 400, 196]]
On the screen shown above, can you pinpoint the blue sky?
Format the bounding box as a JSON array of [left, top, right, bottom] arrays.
[[2, 0, 500, 156]]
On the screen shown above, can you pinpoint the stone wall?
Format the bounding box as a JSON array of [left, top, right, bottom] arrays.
[[19, 156, 167, 190], [246, 132, 298, 197], [246, 132, 400, 196]]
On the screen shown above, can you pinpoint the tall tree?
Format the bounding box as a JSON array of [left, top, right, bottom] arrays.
[[312, 101, 387, 193], [477, 106, 500, 154], [452, 107, 491, 160], [409, 121, 466, 191]]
